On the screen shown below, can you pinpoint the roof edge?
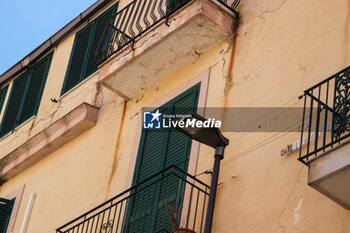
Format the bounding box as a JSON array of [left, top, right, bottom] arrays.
[[0, 0, 116, 87]]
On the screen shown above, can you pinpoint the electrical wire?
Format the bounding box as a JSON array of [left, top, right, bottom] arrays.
[[191, 96, 303, 160], [191, 95, 326, 174], [171, 94, 309, 177], [222, 101, 326, 166], [193, 95, 303, 157]]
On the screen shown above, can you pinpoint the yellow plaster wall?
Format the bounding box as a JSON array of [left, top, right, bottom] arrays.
[[0, 0, 350, 232]]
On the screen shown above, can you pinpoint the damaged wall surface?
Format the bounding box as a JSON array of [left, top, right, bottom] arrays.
[[0, 0, 350, 232]]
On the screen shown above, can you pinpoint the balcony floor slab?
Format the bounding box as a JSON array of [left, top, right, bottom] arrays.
[[98, 0, 237, 100], [308, 140, 350, 209]]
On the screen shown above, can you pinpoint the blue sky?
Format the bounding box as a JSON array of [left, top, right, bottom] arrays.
[[0, 0, 97, 74]]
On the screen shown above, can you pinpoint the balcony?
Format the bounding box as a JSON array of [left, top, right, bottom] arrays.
[[299, 66, 350, 209], [96, 0, 240, 100], [56, 166, 210, 233]]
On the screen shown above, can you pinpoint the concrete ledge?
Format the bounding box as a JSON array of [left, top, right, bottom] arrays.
[[308, 140, 350, 209], [0, 103, 99, 183], [99, 0, 237, 100]]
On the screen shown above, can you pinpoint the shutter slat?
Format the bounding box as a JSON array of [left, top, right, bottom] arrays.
[[153, 85, 199, 232], [62, 3, 118, 95], [0, 53, 52, 138], [0, 74, 29, 137], [19, 56, 51, 124], [0, 198, 14, 233], [85, 8, 115, 78], [63, 24, 93, 94], [126, 84, 200, 232]]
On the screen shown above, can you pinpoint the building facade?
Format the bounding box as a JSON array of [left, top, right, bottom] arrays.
[[0, 0, 350, 232]]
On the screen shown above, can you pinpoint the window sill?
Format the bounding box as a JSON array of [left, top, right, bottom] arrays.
[[0, 103, 99, 183]]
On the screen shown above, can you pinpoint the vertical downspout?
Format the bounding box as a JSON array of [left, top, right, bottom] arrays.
[[19, 192, 36, 233]]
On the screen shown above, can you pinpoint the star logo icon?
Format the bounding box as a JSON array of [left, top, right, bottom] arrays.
[[150, 110, 161, 122]]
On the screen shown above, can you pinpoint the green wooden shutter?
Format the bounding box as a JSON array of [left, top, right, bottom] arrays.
[[0, 86, 8, 115], [19, 54, 52, 124], [126, 129, 166, 233], [62, 24, 93, 94], [153, 89, 199, 232], [126, 83, 200, 233], [0, 73, 30, 137], [62, 3, 118, 95], [85, 6, 116, 78], [0, 198, 14, 233], [0, 53, 52, 138]]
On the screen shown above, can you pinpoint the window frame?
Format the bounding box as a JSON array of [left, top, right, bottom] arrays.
[[0, 198, 14, 233], [124, 83, 201, 232], [0, 53, 53, 138], [61, 2, 119, 96], [132, 83, 201, 185], [3, 185, 25, 233]]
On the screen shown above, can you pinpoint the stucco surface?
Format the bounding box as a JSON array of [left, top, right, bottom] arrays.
[[0, 0, 350, 232]]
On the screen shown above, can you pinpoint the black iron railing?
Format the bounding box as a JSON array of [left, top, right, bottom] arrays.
[[299, 66, 350, 165], [56, 165, 210, 233], [95, 0, 240, 64]]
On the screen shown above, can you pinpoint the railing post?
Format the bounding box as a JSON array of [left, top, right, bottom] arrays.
[[203, 145, 225, 233]]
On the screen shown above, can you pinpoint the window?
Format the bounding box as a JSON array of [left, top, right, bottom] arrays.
[[61, 3, 119, 95], [0, 53, 53, 138], [0, 86, 8, 115], [125, 83, 200, 233], [0, 198, 14, 233]]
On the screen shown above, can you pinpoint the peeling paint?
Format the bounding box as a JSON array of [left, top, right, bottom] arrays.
[[293, 198, 303, 226], [94, 83, 103, 108], [276, 166, 303, 232], [135, 95, 144, 103]]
